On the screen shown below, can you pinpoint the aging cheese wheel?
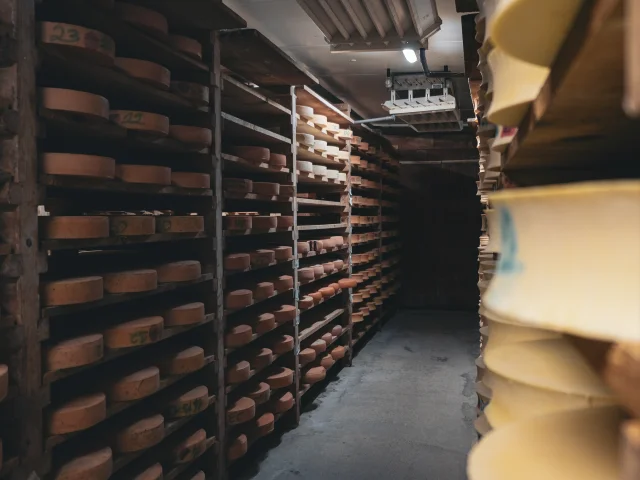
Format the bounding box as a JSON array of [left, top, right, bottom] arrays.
[[156, 216, 204, 233], [320, 287, 335, 299], [248, 382, 271, 405], [0, 364, 7, 402], [227, 360, 251, 384], [168, 386, 209, 418], [169, 126, 212, 148], [46, 334, 104, 372], [326, 169, 338, 180], [54, 447, 113, 480], [296, 105, 314, 119], [331, 325, 343, 337], [297, 241, 310, 254], [272, 391, 294, 413], [256, 412, 275, 437], [114, 58, 170, 89], [104, 269, 157, 294], [274, 305, 296, 324], [250, 348, 273, 370], [223, 178, 253, 194], [133, 463, 162, 480], [275, 275, 294, 292], [108, 367, 160, 401], [299, 296, 314, 310], [297, 160, 313, 173], [254, 282, 275, 301], [227, 397, 256, 425], [326, 122, 340, 133], [115, 164, 171, 185], [225, 253, 250, 271], [42, 153, 115, 179], [255, 313, 276, 334], [228, 434, 248, 461], [170, 81, 209, 105], [274, 246, 293, 261], [165, 302, 205, 327], [322, 263, 335, 274], [280, 184, 294, 196], [338, 172, 347, 182], [312, 114, 328, 127], [266, 367, 294, 389], [297, 133, 315, 147], [322, 238, 336, 249], [252, 216, 278, 230], [228, 146, 270, 163], [172, 429, 207, 464], [104, 316, 163, 349], [252, 182, 280, 196], [156, 260, 201, 283], [42, 276, 104, 306], [224, 215, 252, 231], [109, 215, 155, 236], [225, 324, 253, 348], [321, 332, 333, 344], [168, 35, 202, 59], [269, 153, 287, 167], [48, 393, 106, 434], [272, 335, 294, 354], [277, 216, 294, 228], [320, 354, 335, 369], [40, 22, 115, 66], [160, 346, 205, 375], [110, 111, 169, 137], [331, 345, 346, 360], [299, 347, 317, 365], [309, 292, 323, 305], [116, 414, 164, 453], [171, 172, 211, 189], [114, 3, 168, 35], [339, 278, 357, 289], [313, 265, 324, 278], [304, 366, 326, 384], [250, 249, 275, 267], [352, 312, 363, 323], [40, 88, 109, 120], [310, 339, 327, 353], [42, 216, 109, 240], [226, 289, 253, 310], [312, 164, 327, 176], [189, 472, 205, 480]]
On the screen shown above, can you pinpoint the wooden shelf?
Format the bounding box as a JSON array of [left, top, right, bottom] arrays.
[[299, 308, 345, 341], [296, 144, 346, 168], [222, 112, 291, 145], [126, 0, 246, 30], [295, 86, 353, 125], [296, 121, 346, 147], [297, 171, 347, 187], [222, 75, 291, 118], [224, 227, 293, 237], [224, 257, 293, 277], [42, 232, 208, 252], [297, 198, 346, 209], [297, 223, 348, 231], [222, 153, 290, 176], [223, 287, 293, 317], [225, 192, 293, 204]]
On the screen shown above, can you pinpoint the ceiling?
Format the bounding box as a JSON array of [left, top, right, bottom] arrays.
[[223, 0, 468, 119]]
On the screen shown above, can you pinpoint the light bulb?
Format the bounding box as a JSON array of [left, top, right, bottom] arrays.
[[403, 49, 418, 63]]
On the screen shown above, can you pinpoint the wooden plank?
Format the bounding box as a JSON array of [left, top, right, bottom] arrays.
[[624, 0, 640, 115], [41, 232, 208, 251], [295, 86, 353, 125], [222, 112, 291, 145], [127, 0, 246, 30], [299, 308, 345, 341], [296, 198, 345, 208], [296, 121, 346, 147], [222, 153, 291, 176], [297, 223, 348, 231], [222, 75, 291, 118]]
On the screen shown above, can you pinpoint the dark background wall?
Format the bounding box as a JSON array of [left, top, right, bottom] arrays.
[[399, 164, 481, 311]]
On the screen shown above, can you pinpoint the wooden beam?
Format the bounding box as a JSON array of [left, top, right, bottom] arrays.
[[384, 0, 404, 39], [319, 0, 351, 40], [340, 0, 368, 39]]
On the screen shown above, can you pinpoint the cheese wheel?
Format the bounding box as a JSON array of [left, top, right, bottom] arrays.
[[170, 81, 209, 105], [280, 184, 294, 196], [115, 414, 164, 453], [169, 126, 212, 148], [255, 313, 276, 334], [223, 178, 253, 194], [42, 276, 104, 306], [189, 472, 205, 480], [104, 316, 163, 349], [225, 324, 253, 347], [297, 160, 313, 173], [304, 366, 326, 384], [114, 58, 170, 89], [114, 3, 168, 35], [160, 346, 205, 375], [48, 393, 106, 434], [226, 289, 253, 310], [333, 260, 345, 272], [326, 169, 338, 179], [277, 216, 294, 229], [0, 364, 7, 402], [309, 292, 323, 305], [227, 397, 256, 425], [274, 305, 296, 324], [228, 146, 269, 163], [296, 105, 314, 119], [41, 153, 115, 179], [250, 348, 273, 369], [322, 263, 335, 274], [40, 22, 115, 66], [326, 122, 340, 133], [228, 434, 248, 461], [272, 391, 294, 413], [339, 278, 357, 289], [320, 354, 335, 369], [272, 335, 294, 354], [312, 115, 328, 127], [310, 339, 327, 353], [320, 287, 335, 299], [40, 88, 109, 120], [224, 215, 251, 231], [108, 367, 160, 401], [299, 347, 317, 365], [331, 325, 343, 337], [171, 172, 211, 189], [323, 237, 336, 249], [248, 382, 271, 405], [256, 412, 275, 437], [168, 35, 202, 59], [297, 133, 315, 147], [352, 312, 363, 323], [172, 429, 207, 464], [254, 282, 275, 301], [156, 216, 204, 233], [165, 302, 205, 327], [133, 463, 162, 480], [299, 296, 314, 310], [266, 367, 294, 389], [313, 265, 324, 278], [225, 253, 250, 271], [331, 345, 346, 360], [42, 216, 109, 240], [297, 242, 310, 254], [252, 182, 280, 196], [338, 172, 347, 182], [321, 332, 333, 344], [338, 129, 352, 139], [274, 246, 293, 261], [312, 164, 327, 176], [274, 275, 293, 292], [167, 386, 208, 418], [54, 447, 113, 480], [104, 269, 157, 293], [269, 153, 287, 167], [250, 249, 275, 267], [156, 260, 201, 283], [115, 164, 171, 185], [110, 111, 169, 137], [227, 360, 251, 384], [109, 215, 155, 236], [252, 216, 277, 230]]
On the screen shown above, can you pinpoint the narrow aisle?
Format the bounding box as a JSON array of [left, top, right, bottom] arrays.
[[238, 310, 479, 480]]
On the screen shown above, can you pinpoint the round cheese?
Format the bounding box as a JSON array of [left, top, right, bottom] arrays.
[[227, 360, 251, 384], [228, 434, 248, 461], [331, 325, 343, 337], [312, 114, 328, 127], [114, 3, 168, 35], [227, 397, 256, 425], [280, 185, 294, 196], [313, 265, 324, 278], [309, 292, 323, 305], [108, 367, 160, 401], [226, 289, 253, 310], [115, 414, 164, 453], [0, 364, 7, 401], [172, 429, 207, 464], [269, 153, 287, 167], [254, 282, 275, 301], [104, 316, 163, 349], [297, 242, 310, 254], [225, 253, 250, 271], [272, 335, 294, 354], [275, 275, 293, 292], [225, 324, 253, 348], [54, 447, 113, 480], [156, 260, 201, 283], [48, 393, 106, 434], [160, 346, 205, 375], [299, 296, 314, 310], [40, 22, 115, 66], [322, 263, 335, 274], [296, 105, 314, 119], [248, 382, 271, 405], [250, 348, 273, 369], [167, 386, 208, 418], [156, 215, 204, 234], [272, 391, 294, 413], [266, 367, 294, 389], [320, 354, 335, 369], [110, 111, 169, 137], [42, 216, 109, 239], [326, 169, 338, 180], [297, 133, 315, 147], [114, 58, 170, 89], [228, 146, 270, 163], [109, 215, 155, 236], [277, 216, 294, 228], [323, 238, 336, 249], [326, 122, 340, 133], [165, 302, 205, 327], [133, 463, 162, 480], [312, 164, 327, 176], [274, 305, 296, 324], [339, 278, 357, 289], [40, 87, 109, 120], [42, 276, 104, 306], [352, 312, 363, 323], [250, 249, 275, 267], [338, 172, 347, 182], [299, 347, 316, 365], [256, 412, 275, 437], [171, 172, 211, 189], [223, 178, 253, 194], [297, 160, 313, 173], [252, 216, 277, 230], [274, 246, 292, 261], [304, 366, 326, 384], [104, 269, 157, 293], [320, 287, 335, 299], [224, 216, 251, 231], [41, 153, 115, 179], [331, 345, 346, 360], [321, 332, 333, 344], [171, 81, 209, 105], [253, 182, 280, 196], [168, 35, 202, 59], [169, 126, 212, 148], [255, 313, 276, 334], [310, 339, 326, 354], [115, 164, 171, 185]]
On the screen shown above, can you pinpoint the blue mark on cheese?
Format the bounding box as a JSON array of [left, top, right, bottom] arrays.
[[497, 207, 523, 274]]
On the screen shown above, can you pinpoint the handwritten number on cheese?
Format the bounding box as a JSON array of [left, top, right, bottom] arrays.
[[498, 207, 522, 274], [49, 24, 80, 44]]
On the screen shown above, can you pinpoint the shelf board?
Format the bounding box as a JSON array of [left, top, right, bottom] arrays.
[[297, 223, 348, 231], [299, 308, 345, 341], [225, 192, 293, 204], [298, 266, 349, 287], [224, 287, 293, 317], [222, 112, 291, 145], [223, 226, 293, 237], [296, 198, 346, 209], [222, 153, 290, 176], [225, 349, 289, 394], [224, 257, 293, 277], [295, 86, 353, 125], [297, 171, 347, 187], [222, 75, 291, 118], [297, 245, 348, 259], [296, 144, 346, 168], [296, 121, 346, 147], [127, 0, 246, 30], [42, 232, 208, 251]]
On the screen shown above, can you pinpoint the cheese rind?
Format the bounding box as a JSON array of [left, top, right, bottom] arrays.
[[274, 305, 296, 324], [225, 324, 253, 348], [172, 429, 207, 464], [165, 302, 205, 327], [110, 111, 169, 136], [108, 367, 160, 401], [104, 316, 164, 349], [46, 334, 104, 371], [299, 348, 316, 365], [227, 360, 251, 384], [304, 366, 326, 384], [40, 22, 115, 66], [42, 276, 104, 306], [271, 391, 294, 413], [160, 346, 205, 375], [133, 463, 163, 480], [225, 253, 250, 271], [228, 146, 270, 163], [54, 447, 113, 480], [252, 182, 280, 196], [156, 260, 201, 283], [254, 282, 275, 301], [170, 81, 209, 105], [275, 275, 294, 292], [224, 216, 252, 231], [109, 215, 155, 236], [169, 126, 212, 148], [228, 434, 248, 461], [167, 386, 209, 418], [256, 412, 275, 437], [42, 216, 109, 239], [115, 414, 165, 453], [40, 87, 109, 120], [266, 367, 294, 388], [250, 249, 275, 267], [248, 382, 271, 405], [255, 313, 276, 334], [103, 269, 158, 294], [114, 58, 170, 89], [250, 348, 273, 369], [272, 335, 294, 354], [168, 35, 202, 59], [48, 393, 107, 434], [115, 164, 171, 185], [114, 3, 168, 35], [42, 153, 115, 179], [171, 172, 211, 189], [227, 397, 256, 425], [156, 216, 204, 233]]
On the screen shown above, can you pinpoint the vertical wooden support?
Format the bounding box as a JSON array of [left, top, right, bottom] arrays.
[[344, 144, 353, 366], [377, 170, 383, 329], [624, 0, 640, 116], [291, 85, 301, 424]]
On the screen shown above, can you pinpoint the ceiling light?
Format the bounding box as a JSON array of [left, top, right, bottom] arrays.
[[403, 49, 418, 63]]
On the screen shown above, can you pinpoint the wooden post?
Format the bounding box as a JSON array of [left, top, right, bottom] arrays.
[[624, 0, 640, 116]]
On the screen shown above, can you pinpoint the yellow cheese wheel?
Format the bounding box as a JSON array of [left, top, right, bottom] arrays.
[[320, 353, 335, 369], [228, 146, 270, 163], [46, 334, 104, 371], [42, 276, 104, 306], [225, 324, 253, 347], [250, 249, 275, 267], [254, 282, 275, 301], [275, 275, 294, 292], [167, 386, 209, 418], [225, 253, 250, 271], [160, 346, 205, 375], [249, 348, 273, 369], [171, 172, 210, 189], [40, 22, 115, 66], [104, 316, 164, 349], [271, 391, 294, 413], [272, 335, 294, 354], [115, 164, 171, 185], [114, 3, 168, 35], [108, 367, 160, 401], [48, 393, 106, 434], [110, 111, 169, 137], [156, 260, 201, 283], [169, 126, 212, 148], [156, 216, 204, 233], [255, 313, 276, 334], [133, 463, 162, 480], [252, 216, 278, 230], [170, 81, 209, 105], [256, 412, 275, 437], [115, 414, 164, 453], [274, 246, 292, 261], [224, 215, 252, 231], [40, 87, 109, 121], [103, 269, 157, 293], [248, 382, 271, 405], [224, 178, 253, 194], [226, 289, 253, 310], [304, 366, 326, 384], [227, 360, 251, 384], [299, 347, 317, 365], [168, 35, 202, 59], [114, 58, 170, 90], [339, 278, 357, 289], [41, 153, 116, 179], [299, 296, 314, 310], [0, 364, 7, 401], [253, 182, 280, 196], [172, 429, 207, 464], [266, 367, 293, 389], [54, 447, 113, 480], [109, 215, 155, 236], [228, 434, 248, 461], [165, 302, 205, 327], [227, 397, 256, 425], [297, 241, 310, 254], [42, 216, 109, 239], [274, 305, 296, 324]]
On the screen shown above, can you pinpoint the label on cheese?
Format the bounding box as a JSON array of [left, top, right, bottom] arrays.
[[104, 316, 163, 349], [40, 22, 115, 66], [167, 386, 209, 418], [172, 429, 207, 464], [110, 111, 169, 136], [108, 367, 160, 402]]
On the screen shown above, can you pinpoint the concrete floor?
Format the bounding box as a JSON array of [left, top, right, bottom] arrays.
[[235, 310, 479, 480]]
